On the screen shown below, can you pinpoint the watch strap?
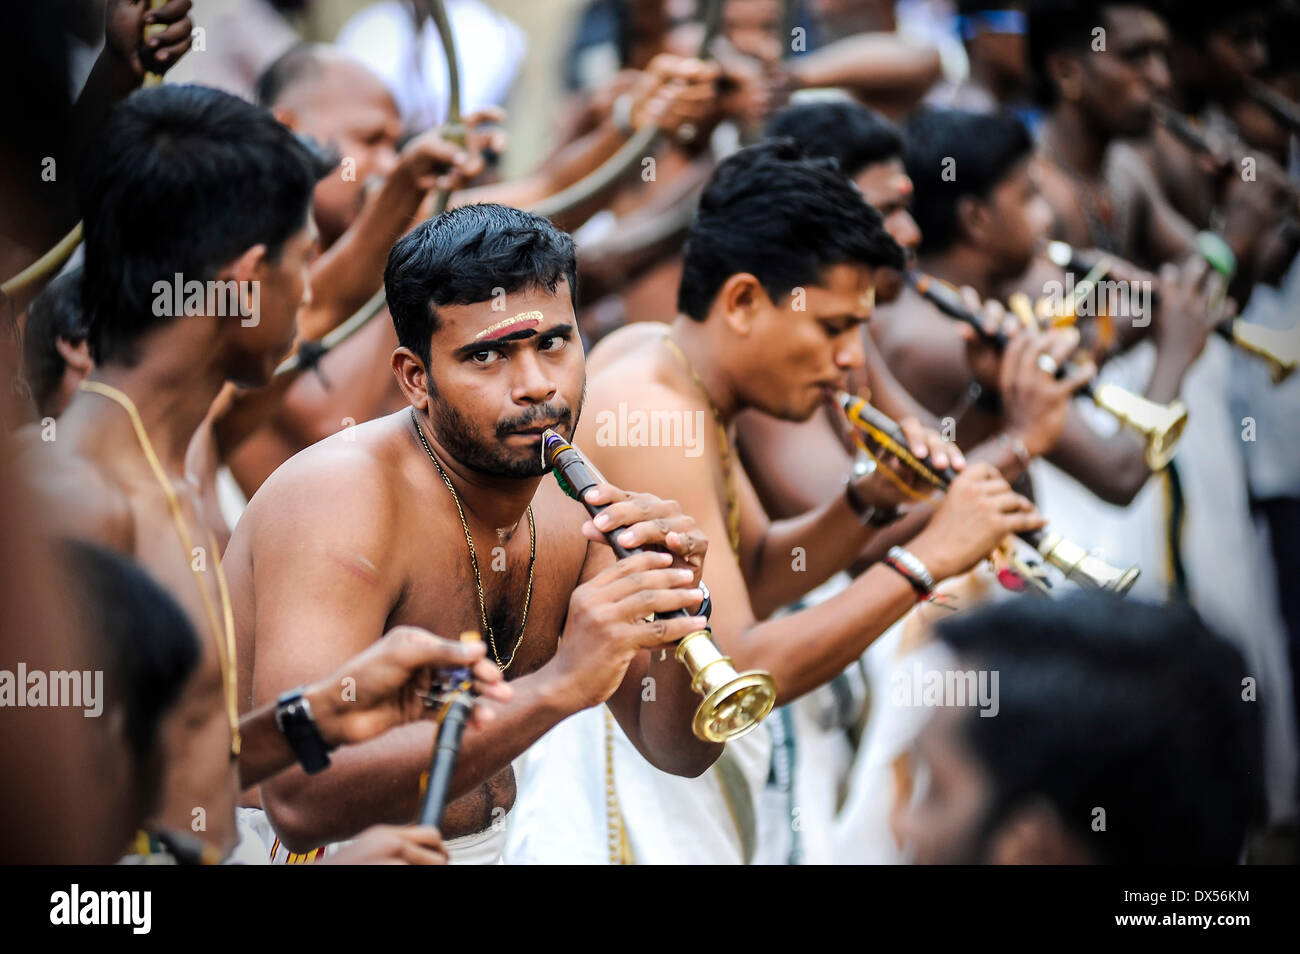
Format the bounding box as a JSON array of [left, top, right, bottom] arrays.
[[845, 473, 902, 527], [275, 690, 332, 775]]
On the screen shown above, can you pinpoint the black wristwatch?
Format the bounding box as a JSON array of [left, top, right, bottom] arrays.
[[275, 690, 333, 775]]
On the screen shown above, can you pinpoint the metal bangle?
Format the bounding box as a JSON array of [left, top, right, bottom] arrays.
[[886, 545, 936, 592]]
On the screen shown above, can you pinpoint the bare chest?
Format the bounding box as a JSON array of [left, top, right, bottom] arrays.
[[1039, 163, 1139, 256], [388, 503, 589, 679]]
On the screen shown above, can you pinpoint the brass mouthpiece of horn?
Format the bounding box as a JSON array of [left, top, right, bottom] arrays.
[[1088, 384, 1188, 471]]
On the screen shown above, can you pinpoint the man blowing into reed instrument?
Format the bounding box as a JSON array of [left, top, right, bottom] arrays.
[[580, 141, 1049, 703], [225, 203, 720, 862]]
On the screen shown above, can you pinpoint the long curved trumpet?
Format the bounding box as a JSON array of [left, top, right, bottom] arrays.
[[837, 393, 1140, 595], [907, 270, 1188, 469]]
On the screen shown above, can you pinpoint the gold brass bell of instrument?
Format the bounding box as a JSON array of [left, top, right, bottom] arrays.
[[539, 427, 778, 744], [1089, 383, 1188, 470], [1033, 532, 1140, 594], [1229, 320, 1298, 384], [674, 630, 777, 743]]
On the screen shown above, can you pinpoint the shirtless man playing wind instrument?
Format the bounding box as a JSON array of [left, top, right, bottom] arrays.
[[582, 141, 1048, 703], [516, 141, 1049, 864], [225, 203, 719, 862]]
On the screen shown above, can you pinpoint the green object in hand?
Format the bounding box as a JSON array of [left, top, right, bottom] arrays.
[[1196, 231, 1237, 280]]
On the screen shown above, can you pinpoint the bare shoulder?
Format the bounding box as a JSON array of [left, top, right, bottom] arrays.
[[578, 389, 719, 502], [582, 364, 706, 465], [586, 337, 696, 416], [13, 428, 135, 552], [586, 321, 671, 378], [238, 414, 406, 559], [873, 287, 962, 357]]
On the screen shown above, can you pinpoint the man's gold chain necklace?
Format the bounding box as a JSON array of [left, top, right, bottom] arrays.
[[79, 381, 242, 758], [661, 335, 739, 557], [411, 408, 535, 671]]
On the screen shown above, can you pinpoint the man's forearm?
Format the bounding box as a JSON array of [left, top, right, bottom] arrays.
[[260, 667, 574, 851], [788, 33, 941, 107], [1045, 406, 1149, 506], [848, 504, 934, 576], [71, 53, 139, 178], [721, 563, 918, 704], [1045, 338, 1192, 506], [21, 52, 143, 259], [237, 699, 299, 789], [628, 650, 722, 777], [1145, 335, 1199, 406], [236, 680, 367, 789], [454, 120, 629, 232], [304, 172, 428, 338], [746, 490, 878, 617], [1040, 330, 1196, 505]]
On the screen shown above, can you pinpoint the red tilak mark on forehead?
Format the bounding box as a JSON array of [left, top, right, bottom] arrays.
[[473, 311, 543, 341]]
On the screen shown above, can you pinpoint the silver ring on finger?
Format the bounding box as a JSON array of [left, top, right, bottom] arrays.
[[1036, 353, 1060, 376]]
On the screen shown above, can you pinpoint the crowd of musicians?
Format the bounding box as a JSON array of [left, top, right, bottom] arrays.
[[2, 0, 1298, 865]]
